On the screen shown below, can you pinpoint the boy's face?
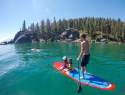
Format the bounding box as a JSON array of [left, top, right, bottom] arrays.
[[68, 59, 72, 63], [64, 59, 67, 62]]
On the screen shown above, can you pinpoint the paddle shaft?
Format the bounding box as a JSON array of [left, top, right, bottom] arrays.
[[78, 60, 81, 84], [77, 60, 82, 93]]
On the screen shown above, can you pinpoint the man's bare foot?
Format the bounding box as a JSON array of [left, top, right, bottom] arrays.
[[80, 76, 84, 79]]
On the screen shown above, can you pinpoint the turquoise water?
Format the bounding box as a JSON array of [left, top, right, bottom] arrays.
[[0, 42, 125, 95]]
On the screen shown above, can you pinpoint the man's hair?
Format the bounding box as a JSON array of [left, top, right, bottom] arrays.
[[80, 33, 87, 39]]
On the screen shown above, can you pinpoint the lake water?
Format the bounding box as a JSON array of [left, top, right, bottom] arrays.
[[0, 42, 125, 95]]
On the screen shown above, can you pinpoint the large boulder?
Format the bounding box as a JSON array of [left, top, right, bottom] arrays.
[[13, 31, 24, 42], [15, 34, 32, 44], [13, 30, 40, 44], [60, 29, 79, 40]]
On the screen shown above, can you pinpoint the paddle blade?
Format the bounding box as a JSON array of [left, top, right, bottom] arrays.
[[77, 85, 82, 93]]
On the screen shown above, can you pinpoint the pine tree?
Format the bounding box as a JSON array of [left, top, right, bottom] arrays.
[[35, 23, 40, 32], [22, 20, 27, 31], [40, 20, 45, 33], [46, 19, 51, 33], [52, 17, 57, 32], [29, 23, 35, 32]]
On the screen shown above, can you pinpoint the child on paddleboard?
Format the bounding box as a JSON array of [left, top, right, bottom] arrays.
[[67, 58, 73, 71], [62, 56, 69, 69], [61, 56, 73, 71]]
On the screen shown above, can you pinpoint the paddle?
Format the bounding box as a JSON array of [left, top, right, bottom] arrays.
[[77, 60, 82, 93]]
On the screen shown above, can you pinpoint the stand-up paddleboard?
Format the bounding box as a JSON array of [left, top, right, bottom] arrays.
[[54, 62, 115, 90]]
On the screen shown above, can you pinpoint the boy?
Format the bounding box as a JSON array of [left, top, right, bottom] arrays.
[[67, 58, 73, 71], [62, 56, 68, 69]]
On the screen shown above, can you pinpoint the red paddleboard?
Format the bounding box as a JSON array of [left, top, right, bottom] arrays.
[[54, 62, 115, 90]]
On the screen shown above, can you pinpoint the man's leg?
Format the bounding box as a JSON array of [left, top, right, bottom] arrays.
[[81, 66, 84, 78], [83, 66, 87, 74]]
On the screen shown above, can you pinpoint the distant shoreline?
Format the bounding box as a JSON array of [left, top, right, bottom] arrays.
[[1, 16, 125, 45], [0, 38, 125, 45]]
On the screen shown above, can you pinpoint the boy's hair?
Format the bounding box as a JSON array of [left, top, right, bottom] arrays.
[[62, 56, 67, 60], [80, 33, 87, 39]]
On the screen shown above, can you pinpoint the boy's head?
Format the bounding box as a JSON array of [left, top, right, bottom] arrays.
[[80, 33, 87, 41]]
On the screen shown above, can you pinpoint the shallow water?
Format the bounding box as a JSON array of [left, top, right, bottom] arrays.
[[0, 42, 125, 95]]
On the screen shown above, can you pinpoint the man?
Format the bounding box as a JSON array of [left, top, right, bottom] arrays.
[[77, 33, 90, 79]]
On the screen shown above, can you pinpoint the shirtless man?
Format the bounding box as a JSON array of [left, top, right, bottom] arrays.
[[77, 33, 90, 78]]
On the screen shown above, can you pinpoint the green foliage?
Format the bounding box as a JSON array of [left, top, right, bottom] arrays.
[[21, 17, 125, 42], [22, 20, 27, 31]]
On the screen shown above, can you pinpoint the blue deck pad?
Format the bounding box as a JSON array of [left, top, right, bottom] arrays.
[[68, 69, 110, 88]]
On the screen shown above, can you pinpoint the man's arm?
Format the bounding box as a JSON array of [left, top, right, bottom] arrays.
[[77, 43, 84, 61]]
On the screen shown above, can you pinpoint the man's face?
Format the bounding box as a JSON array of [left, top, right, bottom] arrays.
[[80, 37, 83, 41]]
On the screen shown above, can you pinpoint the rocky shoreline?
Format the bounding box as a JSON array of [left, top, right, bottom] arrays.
[[0, 28, 125, 45], [0, 28, 80, 45], [1, 37, 124, 45]]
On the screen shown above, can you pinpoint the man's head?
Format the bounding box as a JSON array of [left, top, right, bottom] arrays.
[[80, 33, 87, 41]]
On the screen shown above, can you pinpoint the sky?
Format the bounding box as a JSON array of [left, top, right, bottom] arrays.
[[0, 0, 125, 42]]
